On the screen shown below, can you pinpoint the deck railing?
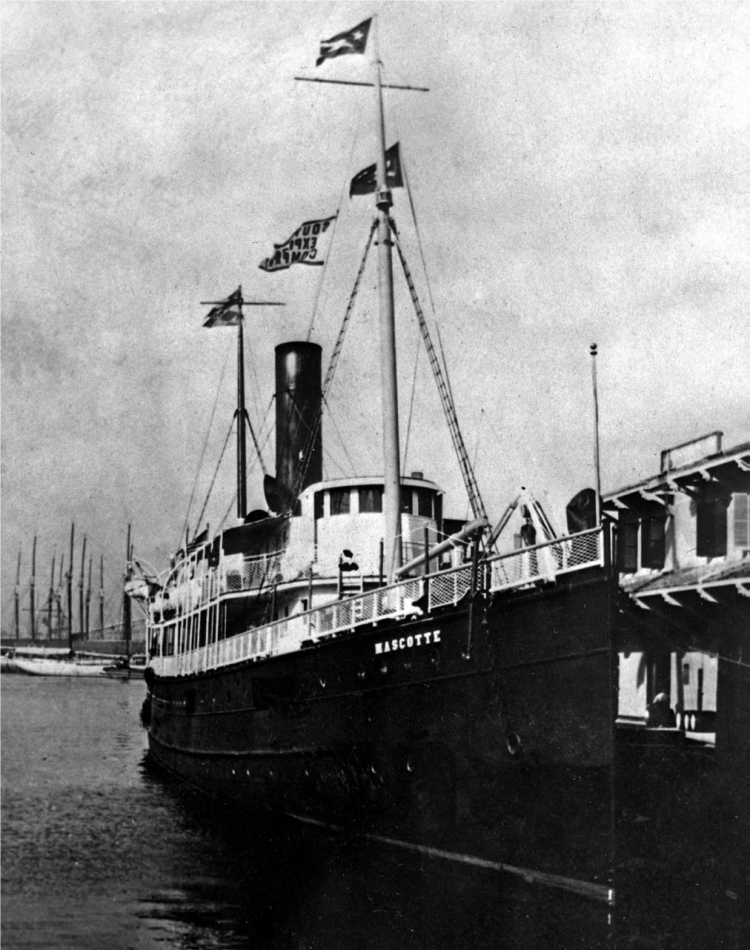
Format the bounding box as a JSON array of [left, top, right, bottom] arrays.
[[150, 528, 603, 678], [485, 527, 603, 594]]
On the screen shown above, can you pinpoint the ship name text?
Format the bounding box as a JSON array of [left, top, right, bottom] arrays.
[[374, 630, 441, 654]]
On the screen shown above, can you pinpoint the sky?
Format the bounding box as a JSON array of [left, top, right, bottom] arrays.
[[2, 1, 748, 634]]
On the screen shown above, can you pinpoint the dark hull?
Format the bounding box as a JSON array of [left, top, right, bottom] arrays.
[[148, 568, 614, 903]]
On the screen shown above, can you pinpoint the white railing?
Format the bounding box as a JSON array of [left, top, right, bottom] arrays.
[[153, 550, 286, 621], [486, 527, 603, 594], [150, 528, 603, 678], [220, 550, 284, 595]]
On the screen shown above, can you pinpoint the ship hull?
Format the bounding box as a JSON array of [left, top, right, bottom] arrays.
[[147, 567, 614, 902]]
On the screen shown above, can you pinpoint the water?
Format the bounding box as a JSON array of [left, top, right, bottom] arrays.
[[10, 676, 750, 950], [5, 675, 749, 949], [1, 676, 607, 949]]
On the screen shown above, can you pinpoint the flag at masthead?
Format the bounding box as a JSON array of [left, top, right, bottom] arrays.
[[201, 288, 284, 520], [316, 18, 371, 66]]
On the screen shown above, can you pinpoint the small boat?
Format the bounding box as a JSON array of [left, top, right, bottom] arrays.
[[12, 652, 114, 678], [103, 654, 148, 680], [1, 645, 72, 675]]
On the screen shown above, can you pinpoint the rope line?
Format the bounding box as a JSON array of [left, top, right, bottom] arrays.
[[180, 337, 233, 549]]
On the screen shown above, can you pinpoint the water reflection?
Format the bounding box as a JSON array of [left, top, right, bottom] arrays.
[[137, 759, 607, 950], [5, 678, 740, 949]]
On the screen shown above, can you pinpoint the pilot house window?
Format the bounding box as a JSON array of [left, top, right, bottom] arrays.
[[358, 486, 383, 513], [416, 488, 433, 518], [330, 488, 350, 516]]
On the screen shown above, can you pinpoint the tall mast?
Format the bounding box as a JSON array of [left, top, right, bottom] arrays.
[[85, 556, 92, 637], [78, 534, 87, 640], [372, 17, 402, 581], [236, 287, 247, 520], [67, 523, 74, 651], [48, 553, 56, 640], [57, 554, 64, 639], [30, 535, 37, 640], [99, 555, 105, 637], [123, 525, 132, 659], [14, 548, 21, 640]]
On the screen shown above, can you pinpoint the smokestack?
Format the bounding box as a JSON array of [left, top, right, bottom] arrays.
[[275, 342, 322, 496]]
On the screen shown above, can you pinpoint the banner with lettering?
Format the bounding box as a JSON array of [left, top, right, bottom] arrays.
[[258, 215, 337, 273]]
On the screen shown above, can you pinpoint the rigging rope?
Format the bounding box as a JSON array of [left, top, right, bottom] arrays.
[[401, 324, 422, 477], [305, 104, 365, 342], [389, 216, 489, 527], [180, 338, 233, 549], [321, 394, 358, 478], [291, 219, 379, 501], [194, 416, 236, 536]]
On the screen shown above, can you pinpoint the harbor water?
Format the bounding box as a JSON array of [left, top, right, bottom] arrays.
[[4, 676, 748, 950], [2, 675, 616, 950]]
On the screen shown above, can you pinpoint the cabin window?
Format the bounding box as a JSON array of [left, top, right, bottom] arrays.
[[330, 488, 350, 516], [734, 493, 750, 550], [400, 487, 413, 514], [416, 488, 433, 518], [617, 516, 639, 573], [314, 491, 324, 520], [358, 486, 383, 513], [641, 516, 666, 569], [696, 496, 729, 558]]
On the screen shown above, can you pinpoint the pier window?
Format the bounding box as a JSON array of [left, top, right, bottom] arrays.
[[641, 515, 666, 569], [358, 485, 383, 513], [733, 493, 750, 551], [696, 494, 729, 558], [617, 515, 639, 573], [330, 488, 351, 516]]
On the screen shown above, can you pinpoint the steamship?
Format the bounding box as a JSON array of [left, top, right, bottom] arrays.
[[134, 12, 614, 911], [133, 17, 749, 945]]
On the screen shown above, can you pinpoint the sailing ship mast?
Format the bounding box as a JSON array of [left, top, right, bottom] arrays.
[[123, 524, 132, 661], [78, 534, 87, 639], [85, 556, 93, 637], [14, 548, 21, 640], [57, 554, 64, 640], [30, 535, 37, 640], [99, 555, 105, 637], [48, 553, 56, 640], [67, 523, 74, 650]]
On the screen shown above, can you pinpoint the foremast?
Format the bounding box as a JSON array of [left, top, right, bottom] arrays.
[[372, 22, 402, 583]]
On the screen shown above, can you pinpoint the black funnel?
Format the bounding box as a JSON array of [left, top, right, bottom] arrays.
[[274, 342, 322, 500]]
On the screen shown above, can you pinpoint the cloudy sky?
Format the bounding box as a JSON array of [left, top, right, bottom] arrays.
[[2, 1, 748, 633]]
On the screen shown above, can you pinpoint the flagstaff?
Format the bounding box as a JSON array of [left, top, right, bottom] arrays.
[[372, 15, 402, 581], [200, 288, 284, 522]]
